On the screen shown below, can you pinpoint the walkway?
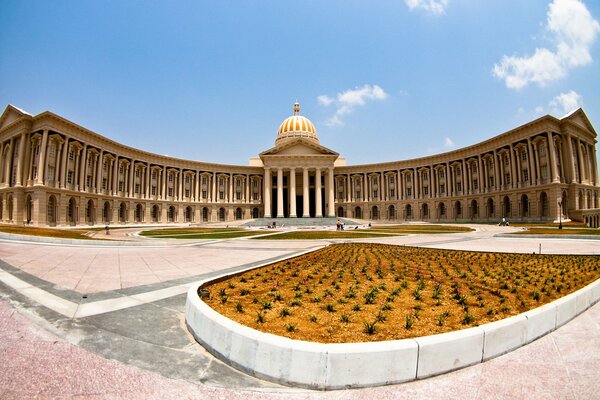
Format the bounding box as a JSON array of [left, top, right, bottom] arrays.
[[0, 224, 598, 399]]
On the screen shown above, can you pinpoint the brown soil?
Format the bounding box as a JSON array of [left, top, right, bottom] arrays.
[[204, 243, 600, 343], [0, 225, 92, 240]]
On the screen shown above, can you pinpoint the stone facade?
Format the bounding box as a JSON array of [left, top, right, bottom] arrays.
[[0, 103, 599, 227]]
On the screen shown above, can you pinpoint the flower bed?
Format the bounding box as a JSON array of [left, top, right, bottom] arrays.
[[203, 243, 600, 343]]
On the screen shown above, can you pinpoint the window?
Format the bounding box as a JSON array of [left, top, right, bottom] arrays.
[[523, 169, 529, 182], [151, 186, 157, 195], [406, 175, 411, 182], [541, 165, 548, 179], [390, 188, 395, 198], [373, 189, 378, 198], [253, 193, 259, 201], [119, 181, 124, 192], [152, 171, 157, 180], [185, 189, 190, 197], [87, 158, 93, 168], [135, 183, 140, 194], [423, 186, 429, 195], [423, 174, 428, 182], [455, 167, 461, 176], [522, 151, 527, 161], [185, 175, 190, 183], [69, 150, 75, 161], [102, 178, 107, 190], [440, 184, 445, 193], [489, 176, 494, 187], [252, 180, 258, 188], [505, 173, 511, 185], [202, 176, 208, 185], [135, 169, 141, 178], [47, 166, 55, 181], [219, 178, 224, 186], [67, 171, 73, 184], [168, 188, 173, 197], [219, 191, 224, 200], [406, 188, 412, 196], [440, 171, 445, 178], [540, 144, 546, 156], [473, 179, 478, 190], [471, 163, 477, 173], [503, 156, 509, 166], [103, 161, 108, 171], [236, 179, 241, 187], [456, 182, 462, 191], [236, 192, 241, 200], [169, 174, 174, 182], [48, 143, 56, 158], [86, 175, 92, 187], [202, 190, 207, 198]]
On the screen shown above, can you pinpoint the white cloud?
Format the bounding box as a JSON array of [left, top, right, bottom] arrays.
[[493, 0, 600, 89], [405, 0, 448, 14], [535, 105, 545, 114], [318, 84, 388, 127], [444, 137, 455, 148], [549, 90, 583, 114]]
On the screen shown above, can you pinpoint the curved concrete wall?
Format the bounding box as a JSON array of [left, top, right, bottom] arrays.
[[186, 275, 600, 389]]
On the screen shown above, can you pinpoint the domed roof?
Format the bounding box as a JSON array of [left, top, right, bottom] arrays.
[[275, 101, 318, 145]]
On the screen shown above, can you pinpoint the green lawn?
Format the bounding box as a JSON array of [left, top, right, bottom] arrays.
[[0, 225, 92, 240], [252, 230, 400, 240]]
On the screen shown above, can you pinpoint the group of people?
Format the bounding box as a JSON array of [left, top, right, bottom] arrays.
[[336, 219, 345, 231]]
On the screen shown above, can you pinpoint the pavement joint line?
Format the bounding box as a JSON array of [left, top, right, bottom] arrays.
[[0, 244, 327, 319]]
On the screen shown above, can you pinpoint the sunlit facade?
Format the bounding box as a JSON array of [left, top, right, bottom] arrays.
[[0, 102, 599, 227]]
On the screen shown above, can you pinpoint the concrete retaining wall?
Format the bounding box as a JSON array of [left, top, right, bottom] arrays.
[[186, 276, 600, 389]]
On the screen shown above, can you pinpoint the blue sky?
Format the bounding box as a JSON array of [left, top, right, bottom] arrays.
[[1, 0, 599, 166]]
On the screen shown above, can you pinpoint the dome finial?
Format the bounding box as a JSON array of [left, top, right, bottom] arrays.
[[293, 100, 300, 115]]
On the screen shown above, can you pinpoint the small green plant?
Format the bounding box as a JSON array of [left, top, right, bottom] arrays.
[[220, 295, 229, 304], [325, 303, 336, 313], [352, 303, 362, 312], [240, 289, 250, 296], [382, 303, 392, 311], [437, 310, 450, 326], [405, 314, 414, 330], [531, 290, 541, 301], [412, 288, 422, 301], [340, 313, 351, 323], [375, 310, 387, 322], [309, 314, 318, 323], [235, 302, 244, 313], [280, 308, 291, 317], [462, 313, 474, 325], [262, 301, 272, 310], [363, 320, 377, 335], [286, 323, 297, 332], [256, 311, 265, 323], [290, 300, 302, 307]]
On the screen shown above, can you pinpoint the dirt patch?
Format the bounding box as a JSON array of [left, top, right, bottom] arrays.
[[204, 243, 600, 343]]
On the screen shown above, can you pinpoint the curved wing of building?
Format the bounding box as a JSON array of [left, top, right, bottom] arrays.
[[0, 103, 598, 227]]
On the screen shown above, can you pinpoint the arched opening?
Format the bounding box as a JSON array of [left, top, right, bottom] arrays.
[[438, 202, 446, 219], [235, 207, 242, 220], [354, 206, 362, 219], [454, 201, 462, 219], [337, 206, 345, 218], [421, 204, 428, 219], [371, 206, 379, 220], [470, 200, 478, 219], [502, 196, 511, 217], [25, 195, 33, 224], [405, 204, 412, 220], [185, 206, 194, 222], [119, 202, 127, 223], [151, 204, 160, 222], [67, 197, 76, 225], [219, 207, 226, 221], [486, 198, 494, 218], [520, 195, 529, 217], [168, 205, 176, 222], [540, 192, 549, 218], [252, 207, 259, 219], [103, 201, 111, 224], [47, 195, 57, 226], [202, 207, 210, 222], [135, 204, 143, 223], [388, 205, 396, 220], [86, 199, 95, 225]]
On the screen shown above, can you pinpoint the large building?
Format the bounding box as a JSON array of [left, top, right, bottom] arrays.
[[0, 102, 599, 228]]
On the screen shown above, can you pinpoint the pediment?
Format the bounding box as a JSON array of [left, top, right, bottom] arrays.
[[260, 138, 339, 157], [562, 108, 596, 136], [0, 105, 31, 130]]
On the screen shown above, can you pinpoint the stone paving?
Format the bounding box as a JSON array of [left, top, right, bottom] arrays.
[[0, 223, 599, 399]]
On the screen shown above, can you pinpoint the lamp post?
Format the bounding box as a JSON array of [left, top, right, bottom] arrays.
[[558, 200, 563, 230]]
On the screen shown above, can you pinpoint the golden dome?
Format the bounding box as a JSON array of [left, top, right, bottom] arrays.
[[276, 101, 318, 145]]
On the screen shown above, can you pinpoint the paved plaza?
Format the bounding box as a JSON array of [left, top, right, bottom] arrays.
[[0, 224, 599, 399]]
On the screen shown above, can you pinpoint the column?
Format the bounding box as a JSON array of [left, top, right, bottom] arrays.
[[245, 174, 250, 203], [533, 145, 541, 184], [276, 168, 284, 217], [445, 164, 451, 196], [432, 168, 437, 198], [327, 167, 335, 217], [211, 172, 216, 202], [591, 145, 599, 185], [527, 139, 535, 186], [129, 160, 135, 197], [112, 157, 120, 194], [15, 132, 27, 187], [194, 171, 200, 201], [412, 169, 417, 199], [315, 168, 322, 217], [545, 133, 558, 182], [397, 170, 402, 200], [477, 156, 483, 193], [146, 163, 152, 199], [346, 174, 351, 203], [289, 168, 296, 217], [35, 130, 49, 186], [95, 150, 103, 193], [229, 173, 234, 203], [564, 133, 578, 183], [303, 168, 309, 217], [264, 168, 271, 217], [576, 138, 586, 183]]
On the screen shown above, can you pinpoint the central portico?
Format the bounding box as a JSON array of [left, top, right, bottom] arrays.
[[259, 102, 340, 218]]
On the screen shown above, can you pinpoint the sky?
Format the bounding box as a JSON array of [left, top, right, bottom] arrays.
[[1, 0, 599, 167]]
